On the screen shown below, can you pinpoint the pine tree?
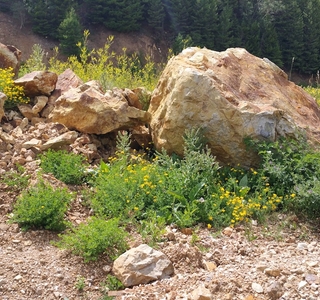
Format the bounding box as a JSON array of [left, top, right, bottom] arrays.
[[58, 7, 82, 57], [260, 18, 283, 67], [215, 1, 234, 50], [273, 0, 304, 70], [24, 0, 73, 38], [191, 0, 218, 49], [298, 0, 320, 74], [145, 0, 165, 34], [103, 0, 144, 32]]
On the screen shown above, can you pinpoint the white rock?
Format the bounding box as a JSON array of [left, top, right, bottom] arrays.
[[113, 244, 174, 287], [252, 282, 263, 293], [298, 281, 308, 290]]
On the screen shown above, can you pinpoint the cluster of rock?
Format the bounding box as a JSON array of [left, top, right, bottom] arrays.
[[2, 43, 320, 170], [0, 68, 152, 173]]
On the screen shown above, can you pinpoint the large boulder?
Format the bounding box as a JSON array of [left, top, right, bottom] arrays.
[[14, 71, 58, 97], [49, 81, 151, 134], [0, 43, 21, 76], [148, 47, 320, 167]]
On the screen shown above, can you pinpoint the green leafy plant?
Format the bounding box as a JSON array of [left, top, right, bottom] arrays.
[[10, 180, 73, 231], [138, 211, 166, 246], [246, 135, 320, 219], [48, 30, 162, 92], [39, 149, 88, 184], [19, 44, 46, 76], [104, 275, 124, 291], [75, 276, 86, 292], [1, 164, 30, 191], [54, 217, 128, 262]]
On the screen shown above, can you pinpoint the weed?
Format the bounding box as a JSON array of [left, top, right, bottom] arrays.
[[75, 276, 86, 292], [48, 30, 161, 92], [1, 164, 30, 192], [10, 179, 73, 231], [54, 217, 128, 262], [138, 211, 166, 247], [103, 275, 124, 291], [19, 44, 46, 76], [39, 149, 88, 185]]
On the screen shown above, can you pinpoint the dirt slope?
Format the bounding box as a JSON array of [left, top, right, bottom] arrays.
[[0, 11, 168, 64]]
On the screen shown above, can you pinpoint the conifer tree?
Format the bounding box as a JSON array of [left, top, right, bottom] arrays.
[[273, 0, 304, 70], [298, 0, 320, 74], [58, 7, 82, 57], [145, 0, 165, 35], [103, 0, 143, 32]]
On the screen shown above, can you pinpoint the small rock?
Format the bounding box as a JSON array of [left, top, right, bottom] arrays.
[[14, 275, 22, 281], [298, 281, 308, 290], [305, 273, 319, 284], [222, 227, 233, 236], [203, 261, 216, 272], [113, 244, 174, 287], [189, 284, 212, 300], [266, 281, 284, 300], [252, 282, 263, 293], [103, 265, 112, 274], [166, 232, 176, 241], [307, 261, 318, 267], [297, 242, 308, 251], [256, 263, 267, 272], [265, 268, 281, 277]]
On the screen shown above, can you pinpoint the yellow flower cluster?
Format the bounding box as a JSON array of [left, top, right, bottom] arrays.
[[214, 186, 283, 226], [0, 68, 29, 106]]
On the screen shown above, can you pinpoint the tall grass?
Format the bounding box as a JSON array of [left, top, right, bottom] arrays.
[[20, 30, 164, 92]]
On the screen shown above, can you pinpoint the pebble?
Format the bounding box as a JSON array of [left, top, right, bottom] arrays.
[[298, 281, 308, 290], [251, 282, 263, 293], [14, 275, 22, 281], [297, 243, 309, 251]]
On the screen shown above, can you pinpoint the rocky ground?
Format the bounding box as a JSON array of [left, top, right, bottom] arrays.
[[0, 180, 320, 300], [0, 114, 320, 300]]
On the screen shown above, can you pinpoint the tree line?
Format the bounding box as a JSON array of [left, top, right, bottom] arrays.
[[1, 0, 320, 75]]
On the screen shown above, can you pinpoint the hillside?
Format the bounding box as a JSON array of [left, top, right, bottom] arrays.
[[0, 11, 169, 65]]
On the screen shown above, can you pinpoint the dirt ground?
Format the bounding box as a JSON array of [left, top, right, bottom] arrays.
[[0, 11, 168, 65]]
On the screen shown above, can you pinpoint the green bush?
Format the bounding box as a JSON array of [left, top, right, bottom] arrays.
[[54, 217, 128, 262], [246, 135, 320, 219], [39, 149, 88, 185], [10, 180, 73, 231], [89, 129, 288, 229], [1, 164, 30, 192]]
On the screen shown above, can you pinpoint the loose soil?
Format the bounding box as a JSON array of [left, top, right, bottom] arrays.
[[1, 177, 320, 300]]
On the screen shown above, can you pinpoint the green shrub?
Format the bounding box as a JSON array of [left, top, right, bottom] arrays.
[[1, 164, 30, 192], [48, 30, 162, 92], [39, 149, 88, 184], [19, 44, 46, 76], [246, 135, 320, 219], [10, 180, 73, 231], [54, 217, 128, 262]]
